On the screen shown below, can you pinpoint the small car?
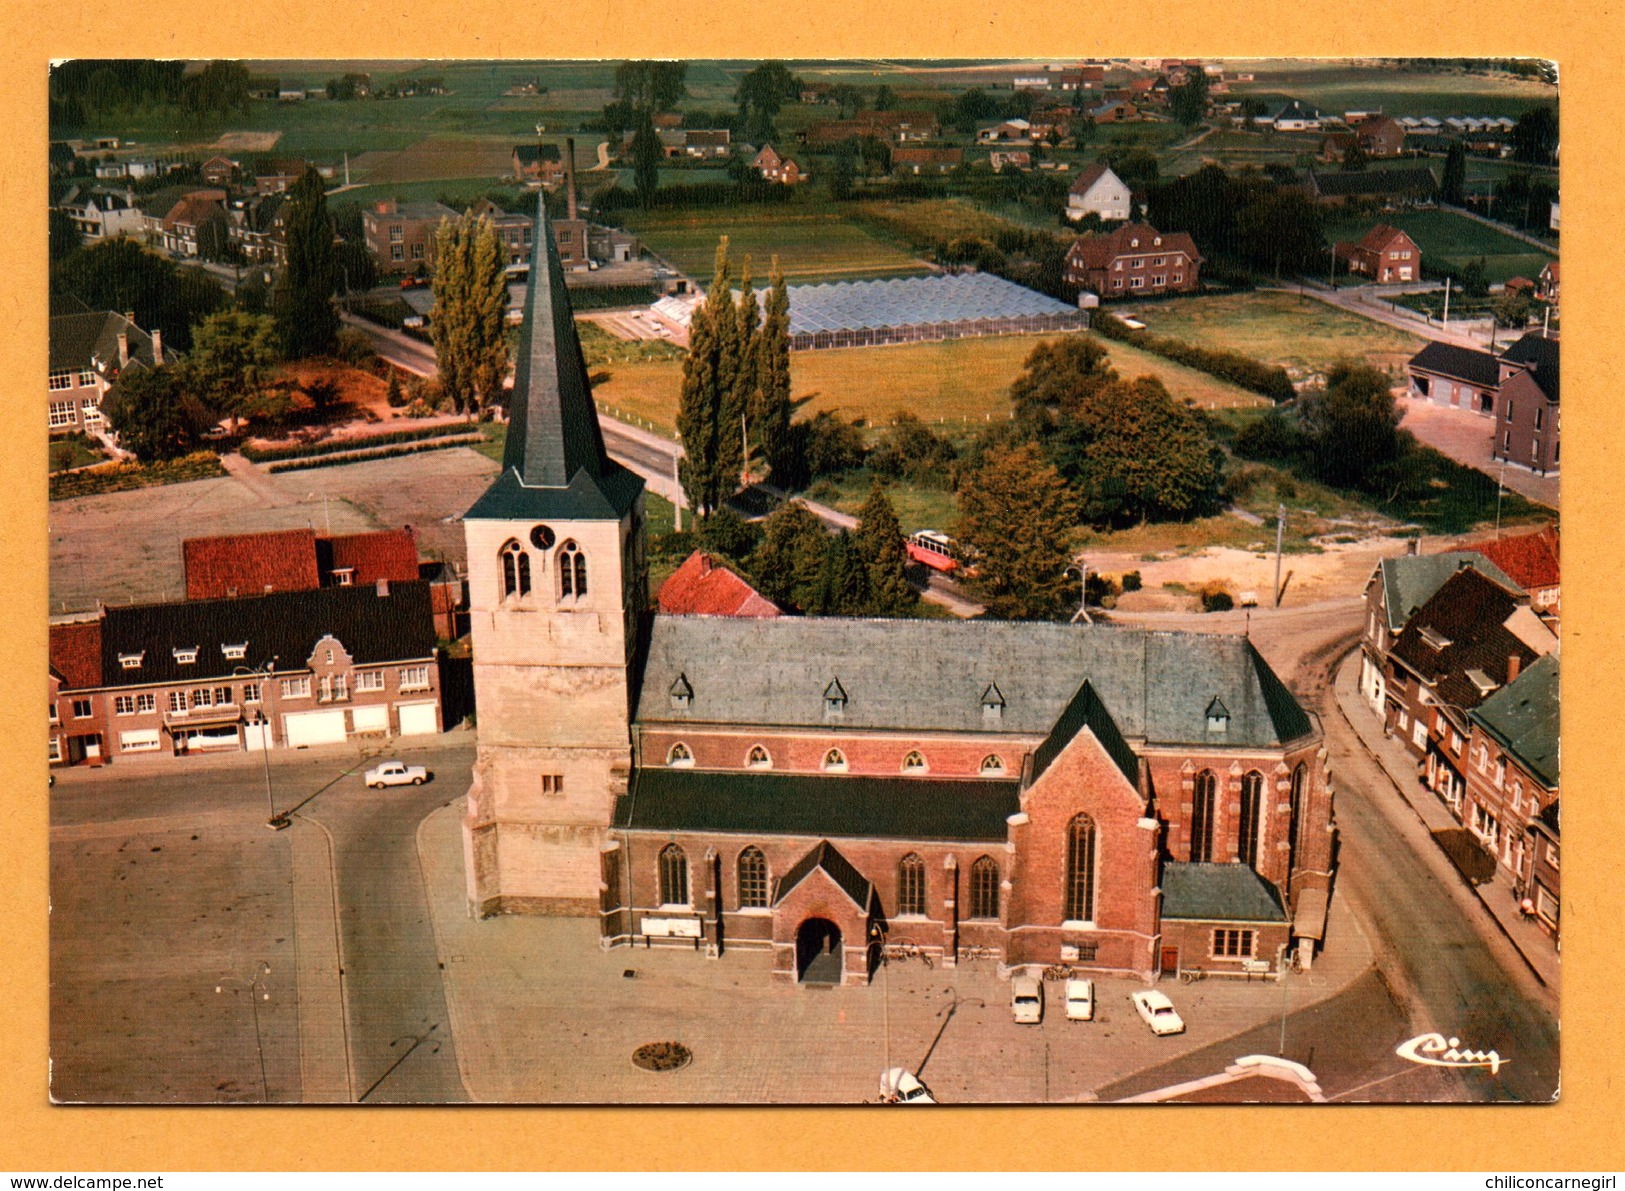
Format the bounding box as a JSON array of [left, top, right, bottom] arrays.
[[365, 760, 429, 788], [879, 1067, 935, 1104], [1011, 974, 1044, 1024], [1064, 978, 1095, 1021], [1129, 989, 1186, 1036]]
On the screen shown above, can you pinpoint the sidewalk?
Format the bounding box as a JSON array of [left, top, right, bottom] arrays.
[[1331, 651, 1560, 990]]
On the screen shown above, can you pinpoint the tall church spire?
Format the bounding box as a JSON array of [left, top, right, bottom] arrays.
[[465, 195, 642, 521]]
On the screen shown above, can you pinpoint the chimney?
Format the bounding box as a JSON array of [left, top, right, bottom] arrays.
[[150, 327, 162, 362], [1507, 655, 1522, 683], [565, 136, 578, 222], [116, 332, 129, 368], [698, 553, 713, 576], [376, 578, 391, 597]]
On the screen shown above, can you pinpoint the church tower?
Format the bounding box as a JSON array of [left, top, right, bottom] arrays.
[[461, 196, 646, 916]]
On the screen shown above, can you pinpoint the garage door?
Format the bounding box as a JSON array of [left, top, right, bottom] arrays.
[[351, 705, 389, 734], [396, 702, 439, 737], [284, 709, 348, 748]]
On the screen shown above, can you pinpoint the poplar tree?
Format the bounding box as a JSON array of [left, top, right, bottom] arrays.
[[731, 255, 761, 482], [431, 212, 509, 416], [678, 237, 746, 517], [273, 166, 339, 358], [755, 257, 794, 483], [853, 480, 917, 616]]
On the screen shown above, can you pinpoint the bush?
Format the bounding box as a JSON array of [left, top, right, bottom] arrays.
[[1092, 313, 1295, 402], [869, 412, 958, 485], [1201, 584, 1234, 613], [332, 326, 378, 366], [49, 452, 226, 501], [263, 434, 484, 473], [1233, 408, 1306, 461], [697, 506, 761, 562], [385, 371, 407, 408], [1121, 570, 1142, 592], [242, 424, 477, 463]]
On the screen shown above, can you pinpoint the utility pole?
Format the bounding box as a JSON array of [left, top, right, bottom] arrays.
[[1442, 276, 1451, 328], [1273, 504, 1286, 608]]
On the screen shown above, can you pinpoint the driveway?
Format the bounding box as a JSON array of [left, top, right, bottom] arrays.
[[1398, 397, 1559, 509]]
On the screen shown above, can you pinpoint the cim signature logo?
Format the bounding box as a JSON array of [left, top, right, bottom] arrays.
[[1395, 1032, 1508, 1075]]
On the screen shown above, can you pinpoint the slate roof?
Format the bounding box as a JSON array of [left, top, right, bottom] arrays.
[[1406, 342, 1502, 388], [1378, 551, 1520, 632], [1501, 332, 1559, 403], [773, 840, 875, 910], [465, 194, 642, 521], [636, 618, 1313, 749], [49, 620, 103, 690], [1274, 100, 1322, 122], [615, 768, 1021, 843], [513, 143, 562, 164], [49, 311, 163, 373], [1389, 568, 1544, 713], [1466, 526, 1560, 593], [1065, 223, 1203, 271], [1031, 680, 1139, 785], [1469, 653, 1559, 788], [96, 581, 436, 688], [657, 551, 781, 618], [1160, 862, 1287, 922], [1307, 167, 1436, 199], [184, 528, 321, 599]]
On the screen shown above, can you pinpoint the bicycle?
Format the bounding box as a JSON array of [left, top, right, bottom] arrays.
[[885, 943, 934, 969], [1178, 967, 1208, 984]]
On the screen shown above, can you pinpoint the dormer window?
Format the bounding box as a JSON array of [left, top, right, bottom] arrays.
[[1418, 626, 1452, 651], [666, 742, 693, 768], [824, 678, 847, 718], [173, 647, 199, 665], [981, 754, 1007, 775], [1205, 696, 1230, 735], [332, 568, 355, 586], [1154, 236, 1162, 246], [902, 750, 927, 774], [746, 744, 772, 769], [222, 644, 248, 661], [822, 748, 847, 772], [669, 673, 693, 711], [1465, 669, 1499, 697], [1130, 237, 1140, 247], [981, 682, 1005, 723], [118, 652, 145, 670]]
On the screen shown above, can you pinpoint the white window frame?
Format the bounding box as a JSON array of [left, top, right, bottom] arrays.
[[48, 736, 62, 763], [242, 682, 261, 704], [281, 676, 312, 699], [48, 402, 77, 428], [168, 691, 188, 714], [356, 670, 385, 692], [136, 692, 156, 714], [49, 372, 73, 391], [398, 665, 430, 692], [114, 695, 136, 716], [78, 369, 96, 386]]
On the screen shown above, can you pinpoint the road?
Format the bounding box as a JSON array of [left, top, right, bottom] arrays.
[[1111, 600, 1559, 1102]]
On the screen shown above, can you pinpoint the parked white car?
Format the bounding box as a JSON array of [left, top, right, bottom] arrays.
[[879, 1067, 935, 1104], [1064, 978, 1095, 1021], [1129, 989, 1186, 1036], [1011, 974, 1044, 1024], [364, 760, 430, 788]]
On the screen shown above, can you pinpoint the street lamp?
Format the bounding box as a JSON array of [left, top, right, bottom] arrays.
[[1064, 559, 1092, 624], [235, 661, 287, 830], [215, 960, 273, 1103]]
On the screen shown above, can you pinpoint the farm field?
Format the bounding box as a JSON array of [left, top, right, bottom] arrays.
[[351, 134, 515, 184], [1128, 291, 1429, 378], [1228, 59, 1556, 119], [1325, 208, 1555, 284], [617, 206, 933, 283], [587, 330, 1267, 436]]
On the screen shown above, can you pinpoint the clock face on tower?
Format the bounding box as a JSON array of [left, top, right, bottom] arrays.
[[529, 524, 556, 550]]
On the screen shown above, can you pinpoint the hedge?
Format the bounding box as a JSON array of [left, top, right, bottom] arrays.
[[1091, 313, 1296, 402], [241, 424, 477, 463], [49, 451, 226, 501], [566, 283, 662, 311], [264, 434, 485, 473]]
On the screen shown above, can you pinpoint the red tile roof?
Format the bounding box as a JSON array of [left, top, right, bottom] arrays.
[[1065, 222, 1202, 271], [184, 528, 321, 599], [657, 551, 781, 618], [322, 528, 420, 585], [1468, 526, 1560, 592], [50, 619, 103, 690], [1068, 162, 1112, 195], [1356, 223, 1413, 254]]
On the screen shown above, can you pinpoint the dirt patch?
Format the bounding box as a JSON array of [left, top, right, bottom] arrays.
[[1087, 536, 1414, 610], [212, 131, 283, 153], [360, 136, 514, 184]]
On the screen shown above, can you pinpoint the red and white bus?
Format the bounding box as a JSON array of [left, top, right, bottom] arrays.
[[907, 530, 964, 574]]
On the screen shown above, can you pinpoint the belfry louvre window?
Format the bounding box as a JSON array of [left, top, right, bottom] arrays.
[[658, 844, 689, 907], [559, 541, 587, 597], [969, 855, 999, 919], [897, 854, 926, 916], [737, 847, 768, 909], [500, 539, 530, 598], [1064, 814, 1096, 923]]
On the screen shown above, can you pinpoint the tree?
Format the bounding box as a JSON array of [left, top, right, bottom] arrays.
[[1169, 70, 1210, 127], [809, 530, 871, 615], [828, 140, 857, 200], [182, 309, 279, 430], [1008, 334, 1117, 432], [51, 236, 228, 353], [614, 61, 688, 116], [273, 166, 339, 358], [853, 480, 917, 616], [49, 208, 80, 262], [736, 62, 798, 144], [749, 500, 830, 610], [1441, 140, 1467, 205], [868, 412, 957, 485], [630, 115, 663, 208], [874, 84, 896, 112], [1340, 139, 1369, 173], [335, 239, 378, 294], [430, 211, 510, 416], [754, 258, 795, 483], [1511, 105, 1559, 165], [1236, 190, 1326, 278], [955, 442, 1078, 620], [1459, 257, 1489, 299], [1297, 360, 1403, 488], [677, 238, 744, 517], [100, 366, 213, 462], [1492, 290, 1534, 329]]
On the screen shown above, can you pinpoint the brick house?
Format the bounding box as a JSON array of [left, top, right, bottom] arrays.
[[363, 199, 458, 272], [1521, 800, 1560, 935], [467, 198, 535, 266], [988, 150, 1032, 172], [513, 143, 565, 187], [1492, 333, 1559, 475], [1461, 653, 1558, 887], [229, 194, 289, 266], [159, 193, 230, 258], [49, 581, 442, 766], [200, 155, 238, 186], [1320, 116, 1406, 162], [254, 159, 309, 195], [1305, 167, 1437, 207], [1061, 66, 1106, 92], [1064, 223, 1202, 299], [1538, 260, 1560, 303], [1333, 224, 1420, 284], [893, 147, 963, 175], [753, 144, 808, 185], [458, 197, 1335, 987], [1464, 525, 1560, 616], [48, 309, 166, 437], [1066, 163, 1133, 222], [1405, 342, 1504, 416], [657, 551, 781, 618]]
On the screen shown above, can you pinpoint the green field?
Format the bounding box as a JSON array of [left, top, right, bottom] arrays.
[[1325, 208, 1554, 285], [1230, 59, 1556, 119], [1129, 291, 1428, 378], [617, 206, 932, 284], [587, 330, 1266, 436]]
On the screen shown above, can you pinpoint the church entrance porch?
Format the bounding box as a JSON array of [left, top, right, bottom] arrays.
[[796, 918, 844, 984]]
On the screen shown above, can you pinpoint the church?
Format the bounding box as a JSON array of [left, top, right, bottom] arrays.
[[460, 199, 1336, 987]]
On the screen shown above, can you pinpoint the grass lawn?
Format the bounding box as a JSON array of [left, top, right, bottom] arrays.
[[50, 437, 106, 473], [806, 471, 959, 535], [1131, 291, 1429, 378], [618, 206, 932, 284], [1324, 208, 1555, 285], [1231, 60, 1556, 119], [588, 331, 1267, 436]]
